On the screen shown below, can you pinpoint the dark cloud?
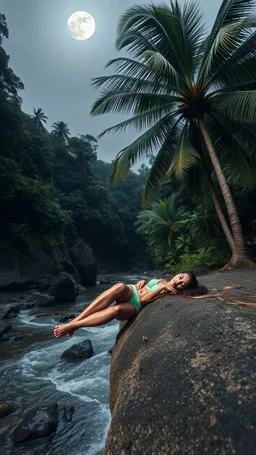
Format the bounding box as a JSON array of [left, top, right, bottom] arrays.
[[0, 0, 222, 165]]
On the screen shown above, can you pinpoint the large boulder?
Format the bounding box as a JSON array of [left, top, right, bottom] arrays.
[[0, 255, 30, 290], [71, 240, 97, 287], [105, 270, 256, 455], [12, 404, 58, 444], [48, 272, 78, 302], [59, 259, 74, 274], [0, 242, 56, 291], [28, 291, 56, 307], [61, 339, 94, 361], [0, 238, 96, 291]]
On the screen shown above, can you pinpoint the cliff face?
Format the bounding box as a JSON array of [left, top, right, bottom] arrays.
[[105, 270, 256, 455]]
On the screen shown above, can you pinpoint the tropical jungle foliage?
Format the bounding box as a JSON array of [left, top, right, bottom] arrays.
[[91, 0, 256, 268], [0, 13, 150, 271]]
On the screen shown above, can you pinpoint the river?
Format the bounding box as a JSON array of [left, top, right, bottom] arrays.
[[0, 274, 142, 455]]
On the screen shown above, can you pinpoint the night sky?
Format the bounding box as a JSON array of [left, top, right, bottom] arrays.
[[0, 0, 222, 165]]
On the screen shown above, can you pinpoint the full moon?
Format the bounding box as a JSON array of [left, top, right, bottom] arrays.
[[67, 11, 96, 40]]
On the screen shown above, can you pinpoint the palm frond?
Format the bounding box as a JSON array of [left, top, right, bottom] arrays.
[[206, 113, 256, 188], [143, 118, 182, 204], [106, 57, 163, 86], [92, 74, 168, 95], [206, 31, 256, 89], [166, 121, 200, 179], [90, 90, 180, 116], [116, 3, 199, 84], [110, 113, 179, 184], [212, 90, 256, 123], [97, 105, 174, 138], [142, 50, 184, 91], [200, 0, 255, 67], [170, 0, 206, 77], [105, 55, 183, 94], [212, 80, 256, 95], [199, 21, 253, 85], [136, 195, 187, 249]]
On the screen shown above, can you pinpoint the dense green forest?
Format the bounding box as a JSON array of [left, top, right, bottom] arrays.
[[0, 14, 150, 272], [0, 11, 255, 276]]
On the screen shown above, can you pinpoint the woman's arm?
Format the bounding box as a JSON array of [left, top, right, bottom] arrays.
[[140, 283, 177, 305], [135, 280, 148, 290], [140, 285, 166, 304]]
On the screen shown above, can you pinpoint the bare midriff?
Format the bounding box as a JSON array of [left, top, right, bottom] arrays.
[[122, 285, 150, 301], [136, 287, 150, 300], [117, 282, 166, 305], [129, 284, 164, 300]]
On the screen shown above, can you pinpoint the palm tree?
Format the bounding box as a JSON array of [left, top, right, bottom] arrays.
[[51, 121, 70, 143], [91, 0, 256, 268], [136, 195, 187, 252], [32, 108, 48, 128]]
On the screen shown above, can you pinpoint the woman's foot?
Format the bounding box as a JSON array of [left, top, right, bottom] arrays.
[[54, 323, 74, 338]]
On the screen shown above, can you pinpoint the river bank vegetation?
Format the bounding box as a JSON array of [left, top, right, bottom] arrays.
[[0, 2, 255, 276]]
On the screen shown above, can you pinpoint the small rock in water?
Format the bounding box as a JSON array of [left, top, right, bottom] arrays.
[[0, 325, 12, 341], [59, 314, 77, 323], [11, 404, 58, 444], [0, 402, 14, 417], [6, 312, 18, 319], [29, 291, 56, 307], [1, 306, 20, 319], [28, 284, 37, 290], [61, 339, 94, 361], [62, 405, 75, 423], [76, 283, 87, 294], [1, 333, 10, 341], [19, 302, 35, 310], [100, 278, 111, 285]]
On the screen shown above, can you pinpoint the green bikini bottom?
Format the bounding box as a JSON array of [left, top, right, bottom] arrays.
[[128, 285, 144, 314]]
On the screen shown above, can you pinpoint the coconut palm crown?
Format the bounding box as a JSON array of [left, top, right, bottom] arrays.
[[136, 195, 187, 251], [32, 108, 48, 128], [91, 0, 256, 267], [51, 121, 71, 143]]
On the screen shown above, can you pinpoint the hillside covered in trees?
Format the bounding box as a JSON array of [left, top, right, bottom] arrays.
[[0, 13, 151, 279]]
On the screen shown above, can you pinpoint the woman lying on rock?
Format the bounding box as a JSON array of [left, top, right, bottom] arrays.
[[54, 271, 207, 338]]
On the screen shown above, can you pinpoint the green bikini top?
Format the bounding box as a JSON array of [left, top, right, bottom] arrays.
[[145, 279, 162, 292]]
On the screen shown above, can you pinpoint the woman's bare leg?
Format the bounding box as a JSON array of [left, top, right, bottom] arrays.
[[63, 283, 132, 336], [54, 303, 136, 338], [71, 283, 131, 322]]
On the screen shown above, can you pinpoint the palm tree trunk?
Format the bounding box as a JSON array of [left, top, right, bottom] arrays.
[[198, 118, 253, 268], [204, 170, 235, 253]]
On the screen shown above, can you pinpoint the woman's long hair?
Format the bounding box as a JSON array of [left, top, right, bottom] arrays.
[[176, 285, 208, 297]]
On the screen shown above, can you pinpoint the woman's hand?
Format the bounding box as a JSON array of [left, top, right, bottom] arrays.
[[162, 284, 177, 294], [135, 280, 147, 290]]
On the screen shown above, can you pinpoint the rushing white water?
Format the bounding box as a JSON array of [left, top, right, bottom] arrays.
[[0, 285, 125, 455]]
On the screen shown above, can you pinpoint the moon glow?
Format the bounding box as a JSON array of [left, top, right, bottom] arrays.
[[67, 11, 96, 40]]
